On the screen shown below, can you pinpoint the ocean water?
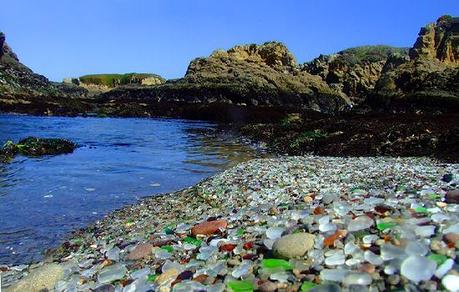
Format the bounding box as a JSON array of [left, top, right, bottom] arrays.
[[0, 114, 260, 265]]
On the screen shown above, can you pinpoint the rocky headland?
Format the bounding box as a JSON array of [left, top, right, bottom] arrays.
[[1, 16, 459, 118]]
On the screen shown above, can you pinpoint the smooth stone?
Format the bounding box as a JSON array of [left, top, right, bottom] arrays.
[[5, 264, 64, 292], [320, 269, 349, 282], [131, 267, 151, 280], [435, 259, 454, 279], [272, 232, 315, 259], [400, 255, 436, 283], [381, 244, 406, 261], [191, 219, 228, 236], [443, 223, 459, 234], [173, 281, 207, 292], [342, 273, 372, 286], [442, 275, 459, 292], [310, 283, 341, 292], [325, 252, 345, 266], [364, 250, 383, 266], [348, 216, 373, 232], [231, 261, 251, 278], [97, 264, 128, 284], [269, 271, 290, 282], [405, 241, 428, 256], [126, 243, 153, 260], [415, 225, 435, 237], [266, 226, 285, 240]]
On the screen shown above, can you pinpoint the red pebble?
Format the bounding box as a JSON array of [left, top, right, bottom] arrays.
[[219, 243, 237, 252], [243, 242, 254, 250]]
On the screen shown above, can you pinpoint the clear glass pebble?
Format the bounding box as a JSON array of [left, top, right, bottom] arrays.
[[342, 272, 372, 286], [320, 269, 349, 282], [348, 216, 373, 232], [266, 227, 285, 240], [400, 255, 436, 283], [364, 250, 383, 266], [405, 241, 428, 256], [231, 261, 251, 278]]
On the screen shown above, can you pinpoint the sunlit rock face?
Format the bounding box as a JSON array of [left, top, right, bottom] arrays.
[[302, 46, 409, 104], [409, 15, 459, 65], [370, 16, 459, 110]]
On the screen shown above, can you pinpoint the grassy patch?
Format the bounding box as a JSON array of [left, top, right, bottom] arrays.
[[79, 73, 164, 87], [337, 46, 409, 66]]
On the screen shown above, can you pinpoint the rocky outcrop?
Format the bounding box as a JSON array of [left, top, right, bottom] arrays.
[[302, 46, 409, 104], [72, 73, 165, 95], [0, 32, 90, 115], [0, 137, 76, 163], [409, 15, 459, 65], [172, 42, 349, 111], [99, 42, 350, 116], [371, 16, 459, 110]]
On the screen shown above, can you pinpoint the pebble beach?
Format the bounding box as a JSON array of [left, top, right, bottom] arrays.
[[2, 156, 459, 292]]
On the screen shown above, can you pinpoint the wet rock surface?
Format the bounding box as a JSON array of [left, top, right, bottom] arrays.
[[2, 156, 458, 291], [0, 137, 76, 162], [240, 112, 459, 162]]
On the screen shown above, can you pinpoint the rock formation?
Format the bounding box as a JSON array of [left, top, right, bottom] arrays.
[[101, 42, 350, 116], [409, 15, 459, 65], [72, 73, 165, 95], [302, 46, 409, 104], [371, 16, 459, 110], [0, 32, 89, 115]]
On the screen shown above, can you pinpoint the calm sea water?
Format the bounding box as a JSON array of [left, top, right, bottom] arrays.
[[0, 114, 260, 265]]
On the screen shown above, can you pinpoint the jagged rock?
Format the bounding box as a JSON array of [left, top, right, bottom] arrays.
[[371, 16, 459, 110], [100, 42, 350, 115], [172, 42, 349, 111], [302, 46, 408, 104], [410, 15, 459, 65]]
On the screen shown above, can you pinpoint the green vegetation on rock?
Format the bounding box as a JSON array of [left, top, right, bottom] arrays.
[[79, 73, 165, 87], [337, 46, 409, 66], [0, 137, 76, 162]]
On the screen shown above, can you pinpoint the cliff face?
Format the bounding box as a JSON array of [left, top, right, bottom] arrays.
[[372, 16, 459, 110], [302, 46, 409, 104], [409, 15, 459, 65]]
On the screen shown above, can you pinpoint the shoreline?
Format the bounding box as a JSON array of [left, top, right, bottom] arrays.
[[2, 155, 458, 291]]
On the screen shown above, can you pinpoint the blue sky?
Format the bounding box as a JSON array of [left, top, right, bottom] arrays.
[[1, 0, 458, 81]]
